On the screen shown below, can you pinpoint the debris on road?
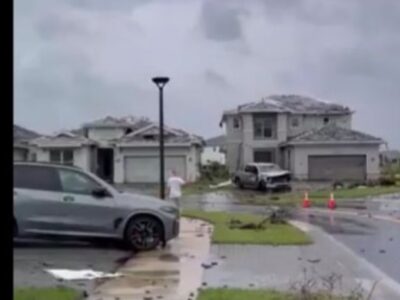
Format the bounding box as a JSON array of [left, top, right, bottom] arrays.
[[209, 180, 232, 189], [45, 269, 122, 280]]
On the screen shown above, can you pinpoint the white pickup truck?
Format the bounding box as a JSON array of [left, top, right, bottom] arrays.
[[232, 163, 292, 191]]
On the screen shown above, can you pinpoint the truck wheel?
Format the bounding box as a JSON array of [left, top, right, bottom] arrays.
[[258, 180, 267, 192]]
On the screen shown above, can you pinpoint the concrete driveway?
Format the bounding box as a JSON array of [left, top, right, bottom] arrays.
[[90, 218, 213, 300], [13, 238, 130, 293]]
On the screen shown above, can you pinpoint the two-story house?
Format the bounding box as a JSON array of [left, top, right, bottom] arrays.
[[221, 95, 382, 181], [30, 116, 203, 184]]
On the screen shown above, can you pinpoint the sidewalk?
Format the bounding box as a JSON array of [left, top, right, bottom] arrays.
[[89, 218, 212, 300]]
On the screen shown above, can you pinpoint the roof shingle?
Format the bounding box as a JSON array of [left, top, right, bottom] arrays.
[[224, 94, 352, 116], [287, 124, 382, 144]]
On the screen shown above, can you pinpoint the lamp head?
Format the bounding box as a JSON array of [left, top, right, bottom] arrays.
[[152, 77, 170, 88]]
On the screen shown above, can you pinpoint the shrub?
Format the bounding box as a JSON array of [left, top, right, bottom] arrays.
[[379, 176, 396, 186], [200, 162, 229, 182]]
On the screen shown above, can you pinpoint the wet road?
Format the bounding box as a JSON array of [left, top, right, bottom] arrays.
[[295, 211, 400, 285], [13, 238, 130, 292], [181, 191, 400, 285]]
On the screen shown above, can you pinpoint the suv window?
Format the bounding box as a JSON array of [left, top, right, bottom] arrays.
[[14, 165, 61, 191], [59, 169, 103, 195]]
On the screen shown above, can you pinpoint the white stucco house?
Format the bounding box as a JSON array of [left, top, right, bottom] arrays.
[[221, 95, 383, 182], [13, 125, 41, 161], [201, 135, 226, 165], [29, 116, 203, 184]]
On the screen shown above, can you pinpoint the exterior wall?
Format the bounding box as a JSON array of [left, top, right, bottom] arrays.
[[188, 145, 202, 182], [74, 147, 91, 171], [224, 114, 243, 172], [35, 148, 50, 162], [13, 148, 28, 161], [33, 146, 92, 171], [225, 113, 288, 171], [201, 146, 226, 165], [291, 144, 380, 180], [287, 114, 352, 137], [242, 113, 287, 167], [114, 145, 199, 183], [87, 128, 125, 141]]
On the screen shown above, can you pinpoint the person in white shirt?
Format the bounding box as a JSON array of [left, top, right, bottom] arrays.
[[167, 170, 185, 208]]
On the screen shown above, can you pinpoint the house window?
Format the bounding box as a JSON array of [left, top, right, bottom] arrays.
[[233, 117, 240, 129], [291, 117, 299, 127], [254, 150, 275, 163], [143, 134, 156, 141], [323, 117, 330, 125], [253, 114, 277, 139], [49, 149, 74, 165]]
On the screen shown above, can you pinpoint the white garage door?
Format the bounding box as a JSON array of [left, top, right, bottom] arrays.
[[124, 156, 186, 183]]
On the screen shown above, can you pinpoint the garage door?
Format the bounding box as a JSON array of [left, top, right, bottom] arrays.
[[124, 156, 186, 183], [308, 155, 366, 181]]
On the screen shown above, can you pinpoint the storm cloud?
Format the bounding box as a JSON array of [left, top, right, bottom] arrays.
[[14, 0, 400, 148]]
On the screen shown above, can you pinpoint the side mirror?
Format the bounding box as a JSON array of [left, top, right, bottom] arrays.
[[92, 188, 109, 198]]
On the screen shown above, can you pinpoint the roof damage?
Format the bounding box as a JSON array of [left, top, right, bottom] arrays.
[[285, 124, 383, 145], [222, 95, 352, 122]]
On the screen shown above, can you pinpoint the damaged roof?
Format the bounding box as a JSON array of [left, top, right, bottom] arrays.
[[205, 135, 226, 147], [31, 131, 96, 148], [223, 95, 352, 118], [14, 125, 41, 142], [286, 124, 383, 145], [82, 115, 152, 129], [119, 123, 203, 145], [50, 116, 203, 146]]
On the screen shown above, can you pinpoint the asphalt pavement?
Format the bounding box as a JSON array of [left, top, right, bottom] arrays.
[[13, 238, 130, 293], [294, 210, 400, 285]]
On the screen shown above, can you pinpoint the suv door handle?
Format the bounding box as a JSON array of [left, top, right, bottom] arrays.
[[63, 196, 75, 202]]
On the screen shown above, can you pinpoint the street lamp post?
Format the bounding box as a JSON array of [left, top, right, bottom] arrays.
[[152, 76, 170, 199]]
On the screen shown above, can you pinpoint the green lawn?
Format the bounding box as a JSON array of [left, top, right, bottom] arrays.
[[197, 288, 344, 300], [182, 210, 312, 245], [236, 185, 400, 206], [14, 287, 79, 300]]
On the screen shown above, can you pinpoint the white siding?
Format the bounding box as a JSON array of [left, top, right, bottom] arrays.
[[201, 146, 226, 165], [33, 147, 92, 171]]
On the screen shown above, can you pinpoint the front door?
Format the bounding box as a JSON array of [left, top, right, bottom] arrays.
[[57, 168, 118, 236]]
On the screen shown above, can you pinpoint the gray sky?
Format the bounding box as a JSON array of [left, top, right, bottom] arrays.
[[14, 0, 400, 148]]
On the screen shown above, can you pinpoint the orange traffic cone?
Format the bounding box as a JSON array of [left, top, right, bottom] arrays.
[[302, 192, 311, 208], [328, 192, 337, 210]]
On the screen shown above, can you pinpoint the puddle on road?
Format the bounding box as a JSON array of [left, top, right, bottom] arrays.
[[159, 253, 180, 262], [296, 213, 376, 236]]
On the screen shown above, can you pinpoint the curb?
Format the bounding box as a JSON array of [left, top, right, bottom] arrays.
[[303, 207, 400, 224]]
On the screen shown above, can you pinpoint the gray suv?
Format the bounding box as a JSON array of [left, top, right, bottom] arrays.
[[13, 162, 180, 251]]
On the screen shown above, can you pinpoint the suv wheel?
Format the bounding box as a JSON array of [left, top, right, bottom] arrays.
[[124, 216, 163, 251]]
